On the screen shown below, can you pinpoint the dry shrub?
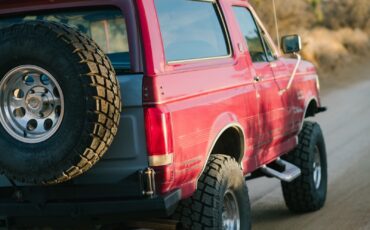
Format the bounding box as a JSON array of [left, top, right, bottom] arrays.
[[336, 28, 369, 54], [249, 0, 316, 42], [301, 28, 369, 71], [323, 0, 370, 33]]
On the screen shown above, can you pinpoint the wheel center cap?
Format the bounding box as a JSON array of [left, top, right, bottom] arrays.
[[28, 97, 41, 109], [0, 65, 65, 144]]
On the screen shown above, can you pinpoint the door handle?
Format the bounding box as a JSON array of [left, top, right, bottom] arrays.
[[254, 76, 261, 82]]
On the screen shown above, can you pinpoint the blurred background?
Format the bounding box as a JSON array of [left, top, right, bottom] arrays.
[[250, 0, 370, 88]]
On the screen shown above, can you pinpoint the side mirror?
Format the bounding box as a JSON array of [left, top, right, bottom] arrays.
[[281, 35, 302, 54]]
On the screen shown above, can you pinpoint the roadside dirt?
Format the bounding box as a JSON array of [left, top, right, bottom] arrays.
[[319, 55, 370, 94]]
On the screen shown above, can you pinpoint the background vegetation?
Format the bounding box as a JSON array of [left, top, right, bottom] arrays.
[[250, 0, 370, 75]]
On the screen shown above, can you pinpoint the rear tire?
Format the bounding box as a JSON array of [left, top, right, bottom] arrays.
[[174, 154, 251, 230], [281, 121, 328, 212], [0, 21, 121, 184]]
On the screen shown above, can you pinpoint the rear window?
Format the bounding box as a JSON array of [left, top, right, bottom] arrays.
[[0, 9, 130, 70], [155, 0, 230, 62]]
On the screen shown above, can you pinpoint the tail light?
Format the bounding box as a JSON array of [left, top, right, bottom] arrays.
[[144, 107, 173, 166], [143, 77, 174, 193]]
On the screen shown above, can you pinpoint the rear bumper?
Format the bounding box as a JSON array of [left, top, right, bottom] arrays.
[[0, 189, 181, 218]]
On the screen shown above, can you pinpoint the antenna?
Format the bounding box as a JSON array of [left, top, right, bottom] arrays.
[[272, 0, 280, 49]]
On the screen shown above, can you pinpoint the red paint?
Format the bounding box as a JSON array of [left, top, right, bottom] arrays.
[[0, 0, 322, 199], [138, 0, 321, 197], [144, 107, 173, 157]]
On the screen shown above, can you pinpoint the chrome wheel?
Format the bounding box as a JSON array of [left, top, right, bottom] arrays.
[[313, 146, 322, 189], [222, 190, 240, 230], [0, 65, 64, 143]]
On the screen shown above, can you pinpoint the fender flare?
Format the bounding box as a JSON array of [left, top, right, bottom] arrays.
[[299, 96, 319, 132]]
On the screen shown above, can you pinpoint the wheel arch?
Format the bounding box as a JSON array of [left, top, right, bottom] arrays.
[[298, 97, 319, 133], [196, 121, 246, 183], [305, 98, 319, 118], [210, 123, 245, 162]]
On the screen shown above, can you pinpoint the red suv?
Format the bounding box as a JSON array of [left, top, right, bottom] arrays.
[[0, 0, 327, 229]]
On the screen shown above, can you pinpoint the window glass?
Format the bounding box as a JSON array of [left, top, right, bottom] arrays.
[[233, 7, 267, 62], [155, 0, 229, 62], [261, 31, 277, 61], [0, 9, 130, 70]]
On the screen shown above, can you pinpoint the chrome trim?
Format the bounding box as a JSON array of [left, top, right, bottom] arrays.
[[192, 0, 216, 2], [260, 158, 301, 182], [168, 54, 232, 65], [139, 168, 156, 197], [148, 154, 173, 167]]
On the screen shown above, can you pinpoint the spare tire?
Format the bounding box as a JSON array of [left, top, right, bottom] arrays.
[[0, 21, 121, 184]]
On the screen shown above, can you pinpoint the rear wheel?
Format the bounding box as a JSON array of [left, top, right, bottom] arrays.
[[281, 121, 328, 212], [174, 154, 251, 230]]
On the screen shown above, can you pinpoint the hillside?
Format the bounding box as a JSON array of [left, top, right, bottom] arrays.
[[250, 0, 370, 76]]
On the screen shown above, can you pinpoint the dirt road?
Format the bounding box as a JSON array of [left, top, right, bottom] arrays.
[[249, 59, 370, 230]]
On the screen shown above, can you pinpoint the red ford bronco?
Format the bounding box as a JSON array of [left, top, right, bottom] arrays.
[[0, 0, 327, 229]]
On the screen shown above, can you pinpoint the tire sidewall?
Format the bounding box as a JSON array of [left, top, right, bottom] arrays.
[[281, 121, 328, 212], [307, 124, 328, 205], [216, 159, 251, 230]]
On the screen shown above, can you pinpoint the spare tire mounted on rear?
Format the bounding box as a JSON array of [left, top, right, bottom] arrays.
[[0, 21, 122, 184]]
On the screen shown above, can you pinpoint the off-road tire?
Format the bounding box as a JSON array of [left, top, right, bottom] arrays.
[[174, 154, 251, 230], [281, 121, 327, 212], [0, 21, 121, 184]]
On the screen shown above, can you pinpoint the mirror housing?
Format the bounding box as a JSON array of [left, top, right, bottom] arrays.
[[281, 35, 302, 54]]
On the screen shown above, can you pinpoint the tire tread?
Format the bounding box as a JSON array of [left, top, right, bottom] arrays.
[[0, 21, 121, 184], [281, 121, 327, 212]]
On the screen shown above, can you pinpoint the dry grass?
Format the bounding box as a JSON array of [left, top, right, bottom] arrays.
[[301, 28, 369, 71]]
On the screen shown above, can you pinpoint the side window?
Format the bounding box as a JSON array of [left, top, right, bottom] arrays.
[[155, 0, 229, 62], [233, 7, 267, 63]]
